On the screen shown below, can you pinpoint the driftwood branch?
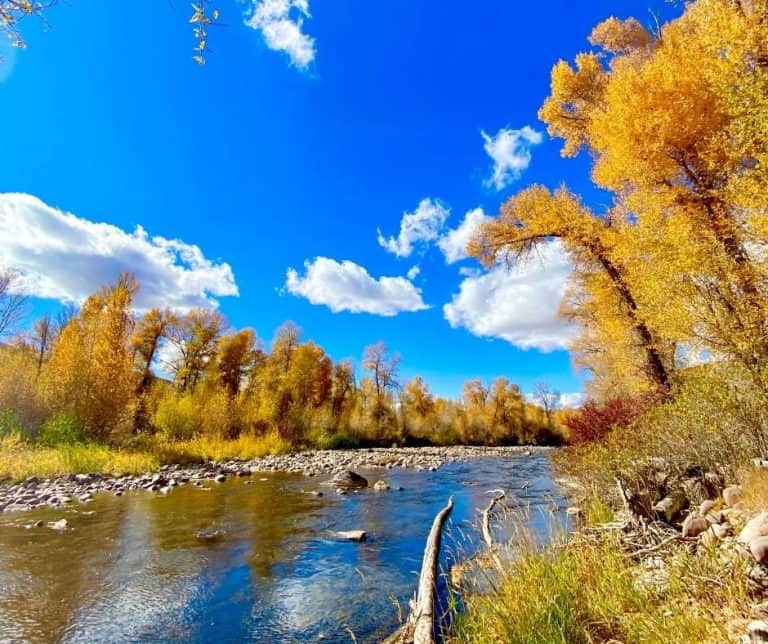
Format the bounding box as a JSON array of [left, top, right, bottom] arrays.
[[384, 496, 454, 644], [481, 489, 506, 549]]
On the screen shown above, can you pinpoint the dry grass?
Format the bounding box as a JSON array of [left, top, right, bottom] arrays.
[[0, 431, 293, 482], [453, 530, 751, 644], [0, 433, 160, 481]]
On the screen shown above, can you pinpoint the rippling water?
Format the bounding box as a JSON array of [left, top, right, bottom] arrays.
[[0, 452, 566, 643]]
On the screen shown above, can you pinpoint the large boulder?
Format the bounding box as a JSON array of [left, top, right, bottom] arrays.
[[740, 511, 768, 545], [330, 470, 368, 490]]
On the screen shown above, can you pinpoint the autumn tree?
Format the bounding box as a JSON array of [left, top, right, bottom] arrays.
[[537, 6, 768, 385], [0, 269, 27, 339], [42, 273, 138, 438], [215, 328, 259, 397], [363, 341, 400, 406], [470, 186, 672, 394], [167, 308, 226, 393], [132, 308, 176, 396]]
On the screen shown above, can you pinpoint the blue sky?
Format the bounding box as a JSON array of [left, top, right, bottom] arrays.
[[0, 1, 681, 400]]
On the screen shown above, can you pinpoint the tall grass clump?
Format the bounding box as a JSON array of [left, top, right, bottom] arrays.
[[453, 532, 750, 644]]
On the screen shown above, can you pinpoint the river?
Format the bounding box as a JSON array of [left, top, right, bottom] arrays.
[[0, 452, 566, 643]]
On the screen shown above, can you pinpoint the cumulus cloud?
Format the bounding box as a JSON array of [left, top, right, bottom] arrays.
[[482, 125, 543, 190], [0, 193, 239, 310], [245, 0, 316, 69], [406, 265, 420, 280], [443, 241, 576, 351], [285, 256, 428, 316], [377, 198, 450, 258], [437, 207, 491, 264]]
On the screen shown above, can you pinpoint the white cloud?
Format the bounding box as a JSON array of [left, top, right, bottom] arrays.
[[285, 256, 428, 316], [0, 193, 239, 310], [482, 125, 543, 191], [559, 392, 585, 408], [0, 39, 18, 83], [443, 241, 576, 351], [524, 391, 585, 408], [245, 0, 316, 69], [437, 207, 491, 264], [406, 265, 420, 280], [377, 198, 450, 258]]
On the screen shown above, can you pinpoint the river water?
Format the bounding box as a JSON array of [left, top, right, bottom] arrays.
[[0, 452, 566, 643]]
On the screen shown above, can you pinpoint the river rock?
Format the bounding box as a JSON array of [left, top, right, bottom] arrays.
[[373, 480, 390, 492], [330, 470, 368, 490], [196, 529, 225, 542], [744, 620, 768, 643], [699, 499, 716, 517], [740, 511, 768, 545], [48, 519, 68, 531], [751, 537, 768, 564], [335, 530, 367, 542], [682, 513, 709, 538], [653, 490, 688, 523], [723, 485, 743, 507]]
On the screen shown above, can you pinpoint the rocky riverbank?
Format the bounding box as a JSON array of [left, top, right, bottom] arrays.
[[0, 445, 544, 514]]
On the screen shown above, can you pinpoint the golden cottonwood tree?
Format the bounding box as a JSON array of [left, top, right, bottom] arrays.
[[42, 273, 138, 438], [538, 4, 768, 385], [470, 186, 672, 394]]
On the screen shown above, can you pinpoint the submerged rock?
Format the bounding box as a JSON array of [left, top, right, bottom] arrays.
[[47, 519, 68, 531], [335, 530, 367, 542], [330, 470, 368, 490], [196, 529, 225, 542], [373, 480, 390, 492]]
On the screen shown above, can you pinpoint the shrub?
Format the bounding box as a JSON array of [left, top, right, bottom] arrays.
[[319, 431, 360, 450], [0, 409, 24, 437], [565, 394, 653, 445], [153, 393, 199, 439], [37, 411, 86, 446]]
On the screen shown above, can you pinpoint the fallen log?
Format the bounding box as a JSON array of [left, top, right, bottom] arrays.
[[384, 496, 454, 644]]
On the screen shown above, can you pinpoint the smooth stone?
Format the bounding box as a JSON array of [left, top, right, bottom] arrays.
[[47, 519, 68, 531], [723, 485, 743, 508], [214, 474, 226, 483], [740, 511, 768, 545], [373, 480, 390, 492], [330, 470, 368, 490], [746, 620, 768, 643], [335, 530, 367, 542], [682, 513, 709, 538], [699, 499, 716, 516], [751, 537, 768, 564]]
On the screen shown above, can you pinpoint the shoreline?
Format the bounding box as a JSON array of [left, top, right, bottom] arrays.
[[0, 445, 547, 514]]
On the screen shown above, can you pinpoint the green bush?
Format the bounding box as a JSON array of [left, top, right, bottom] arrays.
[[319, 431, 360, 450], [37, 411, 87, 446], [0, 409, 24, 438]]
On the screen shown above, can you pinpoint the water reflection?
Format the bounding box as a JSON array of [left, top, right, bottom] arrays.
[[0, 454, 566, 643]]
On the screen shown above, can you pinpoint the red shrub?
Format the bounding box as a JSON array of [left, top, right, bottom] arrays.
[[565, 395, 653, 445]]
